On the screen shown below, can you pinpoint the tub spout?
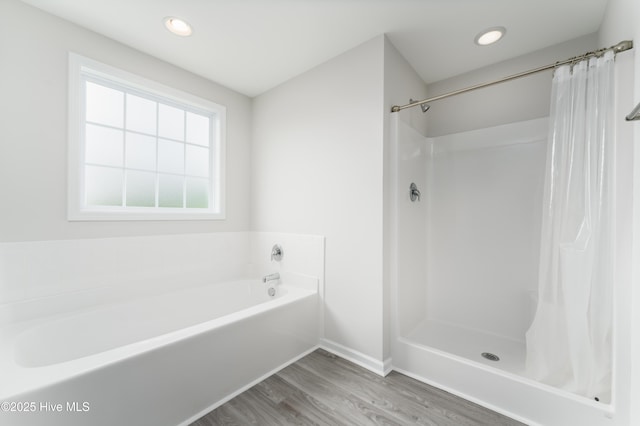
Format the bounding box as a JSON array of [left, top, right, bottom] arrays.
[[262, 273, 280, 283]]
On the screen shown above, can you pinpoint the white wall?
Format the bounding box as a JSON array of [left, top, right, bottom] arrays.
[[426, 34, 597, 137], [0, 0, 252, 242], [427, 119, 547, 341], [383, 38, 429, 355], [383, 39, 429, 135], [597, 1, 640, 424], [252, 36, 386, 364], [252, 35, 430, 366]]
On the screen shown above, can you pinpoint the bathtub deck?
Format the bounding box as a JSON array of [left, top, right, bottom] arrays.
[[191, 349, 525, 426]]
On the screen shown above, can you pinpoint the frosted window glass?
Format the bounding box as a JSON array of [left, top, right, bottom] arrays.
[[185, 145, 209, 177], [126, 132, 156, 171], [186, 112, 210, 146], [72, 55, 225, 219], [158, 104, 184, 141], [86, 166, 123, 206], [126, 171, 156, 207], [158, 139, 184, 174], [85, 124, 123, 167], [126, 94, 157, 134], [85, 82, 124, 127], [158, 174, 183, 207], [186, 178, 209, 208]]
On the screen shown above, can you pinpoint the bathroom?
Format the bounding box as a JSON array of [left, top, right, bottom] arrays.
[[1, 0, 639, 425]]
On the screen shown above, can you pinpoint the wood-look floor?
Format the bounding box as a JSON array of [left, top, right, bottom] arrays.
[[191, 349, 526, 426]]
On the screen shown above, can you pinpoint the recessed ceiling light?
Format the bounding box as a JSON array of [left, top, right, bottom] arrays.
[[164, 17, 192, 37], [474, 27, 506, 46]]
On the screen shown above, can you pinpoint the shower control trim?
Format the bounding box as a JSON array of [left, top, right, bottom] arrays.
[[271, 244, 283, 261], [410, 183, 421, 202]]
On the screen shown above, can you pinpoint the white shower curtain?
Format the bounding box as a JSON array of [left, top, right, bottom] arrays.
[[525, 50, 615, 400]]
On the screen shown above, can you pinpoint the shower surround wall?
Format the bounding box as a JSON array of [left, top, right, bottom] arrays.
[[422, 118, 546, 345], [392, 116, 548, 389]]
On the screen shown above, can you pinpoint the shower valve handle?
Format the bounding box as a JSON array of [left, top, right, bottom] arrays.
[[271, 244, 283, 261], [410, 183, 421, 202]]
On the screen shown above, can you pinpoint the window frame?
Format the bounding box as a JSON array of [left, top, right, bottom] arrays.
[[68, 53, 226, 221]]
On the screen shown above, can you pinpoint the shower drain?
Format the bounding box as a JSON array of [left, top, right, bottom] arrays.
[[481, 352, 500, 362]]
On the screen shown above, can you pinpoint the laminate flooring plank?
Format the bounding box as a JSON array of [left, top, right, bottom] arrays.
[[277, 362, 405, 426], [308, 349, 522, 426], [384, 371, 525, 426], [190, 349, 526, 426], [252, 373, 297, 404], [296, 351, 444, 425], [217, 387, 289, 426], [308, 347, 476, 423], [203, 378, 341, 426], [278, 389, 347, 426], [190, 396, 247, 426]]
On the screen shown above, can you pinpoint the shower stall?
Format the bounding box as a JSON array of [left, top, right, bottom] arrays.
[[389, 113, 623, 426], [388, 40, 634, 426], [393, 116, 547, 374]]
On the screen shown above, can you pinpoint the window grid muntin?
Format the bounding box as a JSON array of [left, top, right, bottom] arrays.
[[80, 74, 215, 211]]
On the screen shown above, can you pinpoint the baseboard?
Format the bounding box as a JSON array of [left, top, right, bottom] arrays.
[[179, 344, 320, 426], [319, 338, 391, 377], [383, 357, 393, 376]]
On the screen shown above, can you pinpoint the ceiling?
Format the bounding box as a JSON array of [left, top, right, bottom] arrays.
[[20, 0, 609, 97]]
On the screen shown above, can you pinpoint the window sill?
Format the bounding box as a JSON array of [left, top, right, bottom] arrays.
[[68, 208, 225, 221]]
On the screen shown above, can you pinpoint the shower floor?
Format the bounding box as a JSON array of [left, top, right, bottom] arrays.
[[403, 319, 526, 376]]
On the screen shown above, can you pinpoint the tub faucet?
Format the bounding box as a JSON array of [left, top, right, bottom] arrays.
[[262, 272, 280, 283]]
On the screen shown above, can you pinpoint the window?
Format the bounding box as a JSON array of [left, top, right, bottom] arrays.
[[68, 53, 226, 220]]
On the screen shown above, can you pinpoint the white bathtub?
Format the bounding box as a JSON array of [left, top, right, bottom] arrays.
[[0, 276, 319, 426]]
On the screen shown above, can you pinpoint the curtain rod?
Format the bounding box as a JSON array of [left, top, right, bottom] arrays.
[[391, 40, 633, 113]]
